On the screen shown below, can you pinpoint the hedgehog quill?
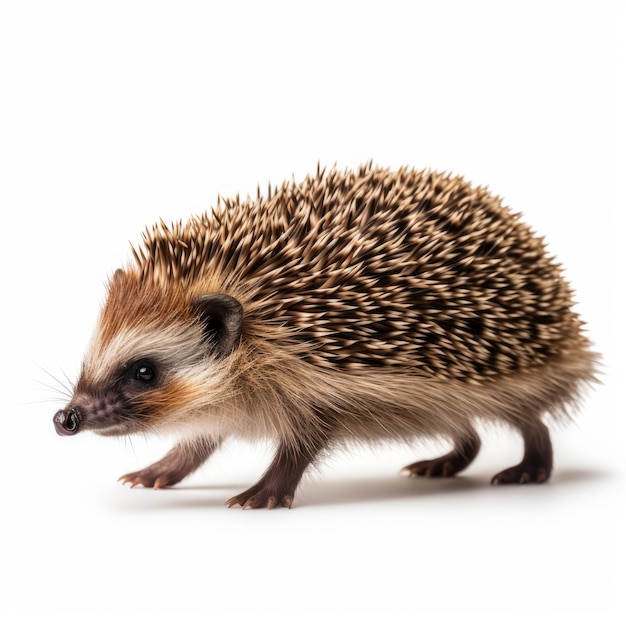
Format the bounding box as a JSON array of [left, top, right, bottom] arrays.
[[53, 164, 599, 508]]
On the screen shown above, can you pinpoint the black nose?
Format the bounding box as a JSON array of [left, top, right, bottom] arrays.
[[53, 408, 82, 436]]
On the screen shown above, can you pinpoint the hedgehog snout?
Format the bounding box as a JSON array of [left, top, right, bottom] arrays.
[[53, 407, 82, 436]]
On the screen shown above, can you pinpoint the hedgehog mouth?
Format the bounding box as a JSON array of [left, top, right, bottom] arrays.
[[86, 421, 140, 437], [77, 412, 142, 437]]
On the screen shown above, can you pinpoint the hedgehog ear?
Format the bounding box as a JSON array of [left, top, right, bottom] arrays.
[[193, 293, 243, 358]]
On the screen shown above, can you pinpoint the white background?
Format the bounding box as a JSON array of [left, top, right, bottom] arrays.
[[0, 1, 623, 624]]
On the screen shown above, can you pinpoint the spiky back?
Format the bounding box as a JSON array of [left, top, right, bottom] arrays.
[[130, 164, 583, 381]]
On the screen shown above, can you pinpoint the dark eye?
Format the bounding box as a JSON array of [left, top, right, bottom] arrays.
[[131, 360, 157, 384]]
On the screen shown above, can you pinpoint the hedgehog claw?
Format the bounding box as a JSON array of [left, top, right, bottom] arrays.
[[491, 463, 551, 485], [226, 487, 294, 510], [402, 457, 464, 478], [119, 475, 146, 488], [118, 469, 179, 489]]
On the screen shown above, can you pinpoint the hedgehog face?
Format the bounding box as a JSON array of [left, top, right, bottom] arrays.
[[53, 288, 244, 438], [54, 356, 167, 437]]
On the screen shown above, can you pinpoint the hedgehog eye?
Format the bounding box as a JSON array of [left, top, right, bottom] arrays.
[[130, 360, 157, 384]]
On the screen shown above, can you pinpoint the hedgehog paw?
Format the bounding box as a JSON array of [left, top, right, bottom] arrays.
[[491, 463, 551, 485], [402, 453, 473, 478], [226, 486, 294, 510], [119, 466, 184, 489]]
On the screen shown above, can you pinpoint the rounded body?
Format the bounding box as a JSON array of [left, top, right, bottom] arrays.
[[54, 164, 598, 507]]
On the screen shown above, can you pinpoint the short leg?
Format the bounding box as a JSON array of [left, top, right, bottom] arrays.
[[119, 436, 220, 489], [226, 438, 324, 509], [402, 427, 481, 478], [491, 420, 553, 485]]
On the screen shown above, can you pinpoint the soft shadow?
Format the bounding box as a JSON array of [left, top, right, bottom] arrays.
[[297, 465, 613, 507], [109, 465, 613, 511], [162, 483, 246, 492], [549, 467, 615, 485], [298, 474, 485, 507], [109, 482, 248, 512]]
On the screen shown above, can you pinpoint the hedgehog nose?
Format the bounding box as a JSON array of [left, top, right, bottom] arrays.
[[53, 408, 81, 436]]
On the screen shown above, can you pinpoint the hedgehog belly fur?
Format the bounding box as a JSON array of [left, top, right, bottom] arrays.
[[222, 334, 596, 450]]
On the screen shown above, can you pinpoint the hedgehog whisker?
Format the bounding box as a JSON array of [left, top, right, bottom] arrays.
[[35, 364, 74, 398], [23, 397, 72, 407]]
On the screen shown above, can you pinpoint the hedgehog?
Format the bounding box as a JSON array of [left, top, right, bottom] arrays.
[[53, 163, 598, 508]]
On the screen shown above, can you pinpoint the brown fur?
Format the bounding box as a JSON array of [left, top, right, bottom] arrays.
[[55, 164, 599, 508]]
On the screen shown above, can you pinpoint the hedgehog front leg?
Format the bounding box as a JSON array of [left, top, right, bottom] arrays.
[[491, 419, 553, 484], [119, 436, 221, 489], [402, 426, 481, 478], [226, 438, 323, 509]]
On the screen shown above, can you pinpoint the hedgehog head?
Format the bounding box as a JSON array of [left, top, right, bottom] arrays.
[[53, 268, 244, 438]]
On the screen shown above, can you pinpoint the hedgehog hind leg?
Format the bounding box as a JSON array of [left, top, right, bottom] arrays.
[[491, 418, 553, 485], [402, 426, 481, 478], [119, 435, 220, 489]]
